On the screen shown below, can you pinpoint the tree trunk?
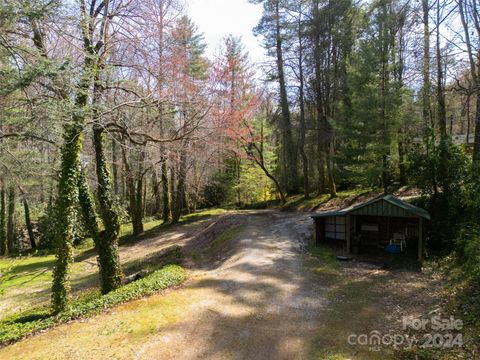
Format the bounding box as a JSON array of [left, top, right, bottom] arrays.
[[382, 154, 389, 195], [326, 140, 337, 198], [122, 148, 144, 236], [170, 164, 176, 212], [121, 156, 127, 202], [136, 148, 146, 230], [172, 149, 187, 223], [112, 138, 119, 196], [152, 171, 162, 217], [23, 198, 36, 249], [248, 119, 287, 204], [297, 9, 310, 200], [0, 183, 6, 255], [52, 97, 85, 311], [318, 143, 326, 194], [466, 96, 471, 146], [51, 1, 107, 312], [435, 0, 449, 193], [93, 123, 123, 293], [6, 186, 15, 253], [474, 94, 480, 163], [142, 176, 147, 217], [458, 0, 480, 163], [77, 168, 100, 239], [422, 0, 433, 137], [161, 159, 172, 223], [261, 164, 286, 205], [275, 0, 298, 194], [398, 137, 407, 185], [436, 1, 447, 142], [313, 2, 327, 195]]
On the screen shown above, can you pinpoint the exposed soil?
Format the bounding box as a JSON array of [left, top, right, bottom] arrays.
[[310, 187, 423, 213]]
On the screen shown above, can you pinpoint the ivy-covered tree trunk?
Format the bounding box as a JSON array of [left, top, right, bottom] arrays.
[[77, 168, 100, 239], [52, 121, 84, 312], [0, 183, 6, 255], [93, 124, 123, 293], [50, 0, 111, 313], [6, 186, 16, 253], [23, 197, 36, 249]]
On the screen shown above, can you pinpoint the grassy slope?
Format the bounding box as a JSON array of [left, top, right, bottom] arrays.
[[0, 208, 227, 319], [0, 274, 202, 360], [0, 265, 186, 346]]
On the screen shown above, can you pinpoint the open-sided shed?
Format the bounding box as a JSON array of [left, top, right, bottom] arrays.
[[311, 195, 431, 261]]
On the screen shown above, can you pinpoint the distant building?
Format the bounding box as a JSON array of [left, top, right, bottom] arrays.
[[412, 134, 475, 146]]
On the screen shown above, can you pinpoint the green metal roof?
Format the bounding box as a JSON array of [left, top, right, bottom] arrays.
[[310, 194, 431, 220]]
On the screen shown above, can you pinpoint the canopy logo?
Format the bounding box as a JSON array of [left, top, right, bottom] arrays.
[[347, 316, 464, 352]]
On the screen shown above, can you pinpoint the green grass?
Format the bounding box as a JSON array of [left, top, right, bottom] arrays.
[[305, 245, 341, 286], [306, 245, 392, 359], [210, 225, 244, 250], [0, 265, 186, 346], [0, 255, 56, 292], [182, 208, 227, 222], [119, 208, 228, 246], [283, 194, 330, 211], [189, 225, 245, 262]]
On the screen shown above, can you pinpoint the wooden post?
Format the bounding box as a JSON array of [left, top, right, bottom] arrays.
[[312, 219, 318, 246], [418, 217, 424, 261], [386, 216, 390, 245], [346, 215, 351, 254]]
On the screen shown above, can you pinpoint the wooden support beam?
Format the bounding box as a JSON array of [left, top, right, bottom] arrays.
[[346, 215, 351, 254], [312, 219, 318, 246], [418, 217, 424, 261]]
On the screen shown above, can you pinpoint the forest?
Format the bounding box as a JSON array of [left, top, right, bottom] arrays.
[[0, 0, 479, 358]]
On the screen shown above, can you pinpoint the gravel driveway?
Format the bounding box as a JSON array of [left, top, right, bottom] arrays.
[[136, 211, 325, 359]]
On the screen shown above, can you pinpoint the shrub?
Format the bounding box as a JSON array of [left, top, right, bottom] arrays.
[[452, 224, 480, 326], [36, 202, 88, 249], [0, 265, 185, 345], [202, 179, 229, 207], [455, 224, 480, 278]]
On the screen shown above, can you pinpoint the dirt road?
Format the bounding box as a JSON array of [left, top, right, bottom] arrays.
[[135, 211, 323, 359]]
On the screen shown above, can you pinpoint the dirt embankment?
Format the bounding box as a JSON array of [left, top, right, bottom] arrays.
[[307, 187, 424, 213]]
